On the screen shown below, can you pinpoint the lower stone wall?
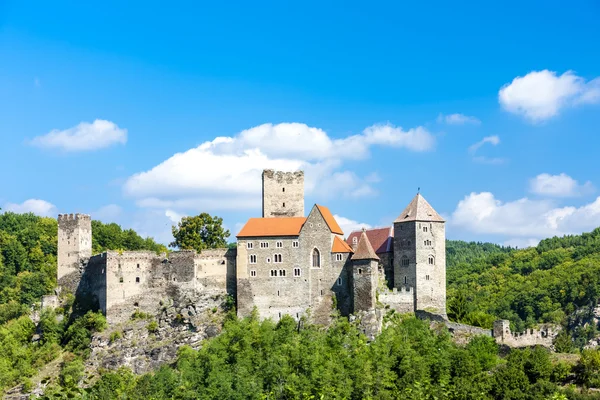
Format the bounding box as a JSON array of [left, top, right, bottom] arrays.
[[379, 286, 414, 313]]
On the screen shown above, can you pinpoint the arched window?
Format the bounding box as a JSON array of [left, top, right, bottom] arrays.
[[428, 255, 435, 265], [312, 248, 321, 268]]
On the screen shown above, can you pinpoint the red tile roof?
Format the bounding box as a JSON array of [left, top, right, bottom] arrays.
[[315, 205, 344, 235], [332, 236, 353, 253], [237, 217, 306, 238], [346, 227, 392, 254]]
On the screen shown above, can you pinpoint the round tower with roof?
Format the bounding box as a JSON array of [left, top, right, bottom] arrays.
[[393, 193, 446, 316]]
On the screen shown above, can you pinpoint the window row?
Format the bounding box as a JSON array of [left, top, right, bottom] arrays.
[[119, 277, 141, 283], [249, 254, 284, 264], [249, 268, 302, 277], [400, 255, 435, 266], [247, 240, 299, 249]]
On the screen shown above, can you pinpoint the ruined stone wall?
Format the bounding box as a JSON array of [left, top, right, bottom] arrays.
[[236, 236, 310, 321], [378, 286, 414, 314], [194, 248, 236, 297], [378, 252, 394, 288], [262, 169, 304, 218], [492, 320, 558, 348], [57, 214, 92, 293]]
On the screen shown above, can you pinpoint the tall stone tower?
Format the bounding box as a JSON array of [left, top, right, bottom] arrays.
[[57, 213, 92, 291], [393, 193, 446, 316], [262, 169, 304, 218], [351, 229, 380, 312]]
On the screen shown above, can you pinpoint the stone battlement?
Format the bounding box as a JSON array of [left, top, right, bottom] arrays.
[[262, 169, 304, 182], [58, 213, 91, 222], [493, 320, 558, 348]]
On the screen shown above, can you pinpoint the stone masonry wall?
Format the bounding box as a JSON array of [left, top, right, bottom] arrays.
[[262, 169, 304, 218], [352, 259, 378, 312], [378, 286, 414, 314], [57, 214, 91, 293], [493, 320, 558, 348], [414, 221, 446, 315]]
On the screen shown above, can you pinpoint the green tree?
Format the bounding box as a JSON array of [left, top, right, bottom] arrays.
[[170, 213, 230, 252]]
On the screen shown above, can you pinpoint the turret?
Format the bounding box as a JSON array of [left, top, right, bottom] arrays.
[[393, 193, 446, 316], [351, 229, 379, 312]]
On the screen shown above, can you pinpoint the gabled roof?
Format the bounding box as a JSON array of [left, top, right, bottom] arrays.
[[351, 230, 380, 261], [394, 193, 445, 223], [332, 236, 353, 253], [346, 227, 393, 254], [237, 217, 306, 238], [315, 205, 344, 235]]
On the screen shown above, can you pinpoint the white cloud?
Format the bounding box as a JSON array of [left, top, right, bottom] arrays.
[[30, 119, 127, 151], [498, 70, 600, 122], [437, 113, 481, 125], [529, 173, 594, 198], [503, 238, 540, 249], [450, 192, 600, 241], [2, 199, 57, 217], [165, 209, 186, 224], [468, 135, 506, 164], [333, 214, 372, 236], [124, 122, 433, 214]]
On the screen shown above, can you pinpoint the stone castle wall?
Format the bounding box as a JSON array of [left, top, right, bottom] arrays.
[[57, 214, 92, 292], [378, 286, 414, 314], [493, 320, 558, 348], [262, 169, 304, 218]]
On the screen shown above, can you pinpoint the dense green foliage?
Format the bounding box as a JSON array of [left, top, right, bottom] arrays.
[[447, 228, 600, 349], [40, 312, 600, 399], [91, 220, 167, 255], [170, 213, 231, 252]]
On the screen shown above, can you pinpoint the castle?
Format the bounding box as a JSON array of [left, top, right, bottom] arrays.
[[57, 169, 446, 324]]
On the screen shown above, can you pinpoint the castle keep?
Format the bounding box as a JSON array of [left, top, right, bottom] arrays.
[[57, 169, 447, 323]]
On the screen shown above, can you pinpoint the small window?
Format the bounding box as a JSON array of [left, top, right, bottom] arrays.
[[173, 277, 176, 281], [274, 254, 282, 263], [352, 237, 357, 244], [292, 241, 299, 248], [250, 270, 257, 277], [283, 202, 285, 208], [279, 269, 286, 277], [404, 276, 407, 284], [401, 256, 409, 267], [426, 275, 430, 281], [118, 263, 122, 269], [320, 289, 323, 295], [294, 268, 301, 277], [358, 268, 362, 274], [260, 242, 269, 248], [249, 255, 257, 264], [428, 256, 435, 265], [423, 226, 428, 232], [277, 290, 280, 296], [276, 241, 283, 248], [266, 257, 271, 263], [337, 277, 342, 286], [136, 277, 140, 283], [247, 242, 253, 249], [119, 277, 123, 283], [335, 254, 343, 261], [282, 187, 285, 192]]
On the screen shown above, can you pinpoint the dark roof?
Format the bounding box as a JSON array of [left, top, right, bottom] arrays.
[[394, 193, 445, 223], [347, 227, 392, 254], [351, 230, 380, 261]]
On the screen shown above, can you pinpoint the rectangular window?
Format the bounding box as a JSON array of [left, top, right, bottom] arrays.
[[249, 254, 257, 264], [423, 226, 428, 232], [270, 269, 277, 277], [276, 241, 283, 248], [337, 277, 342, 286], [137, 263, 140, 269], [292, 241, 299, 248], [274, 254, 282, 263], [136, 277, 140, 283], [335, 254, 343, 261], [250, 270, 257, 277], [279, 269, 286, 277], [260, 242, 269, 248], [294, 268, 301, 277], [426, 275, 430, 280], [247, 242, 253, 249], [119, 277, 123, 283]]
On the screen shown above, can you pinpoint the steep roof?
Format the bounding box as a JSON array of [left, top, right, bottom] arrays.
[[332, 236, 353, 253], [346, 227, 393, 254], [315, 205, 344, 235], [237, 217, 306, 238], [351, 230, 380, 261], [394, 193, 445, 223]]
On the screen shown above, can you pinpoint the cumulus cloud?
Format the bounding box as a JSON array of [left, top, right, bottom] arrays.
[[498, 70, 600, 122], [124, 122, 434, 215], [468, 135, 506, 164], [529, 173, 594, 198], [450, 192, 600, 240], [437, 113, 481, 125], [333, 215, 372, 235], [165, 209, 186, 224], [30, 119, 127, 151], [2, 199, 57, 217]]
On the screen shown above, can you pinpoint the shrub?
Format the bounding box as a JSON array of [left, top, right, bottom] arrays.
[[147, 320, 159, 333]]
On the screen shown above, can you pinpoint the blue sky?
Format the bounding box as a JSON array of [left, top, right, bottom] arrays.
[[1, 1, 599, 247]]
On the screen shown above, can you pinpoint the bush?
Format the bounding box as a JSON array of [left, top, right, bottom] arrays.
[[147, 321, 159, 333], [109, 331, 122, 343]]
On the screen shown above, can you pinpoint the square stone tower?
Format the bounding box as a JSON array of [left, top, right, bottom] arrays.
[[262, 169, 304, 218], [351, 229, 380, 312], [57, 213, 92, 291], [393, 193, 446, 316]]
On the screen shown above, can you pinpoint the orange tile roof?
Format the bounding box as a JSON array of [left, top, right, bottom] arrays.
[[332, 236, 353, 253], [315, 205, 344, 235], [237, 217, 306, 238]]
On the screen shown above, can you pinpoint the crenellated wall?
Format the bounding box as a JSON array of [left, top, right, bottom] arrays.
[[378, 286, 414, 313], [492, 320, 559, 348], [57, 213, 92, 293], [262, 169, 304, 218]]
